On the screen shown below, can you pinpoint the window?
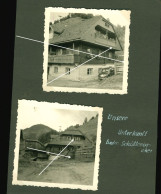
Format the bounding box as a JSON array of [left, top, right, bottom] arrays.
[[68, 146, 74, 151], [109, 52, 113, 58], [86, 48, 92, 59], [74, 46, 79, 55], [56, 49, 62, 55], [87, 68, 93, 75], [75, 137, 80, 141], [49, 46, 56, 55], [98, 68, 102, 74], [95, 26, 107, 39], [98, 50, 102, 54], [59, 147, 63, 151], [54, 67, 58, 73], [62, 49, 67, 55], [108, 32, 116, 41], [65, 67, 70, 75], [87, 48, 91, 53]]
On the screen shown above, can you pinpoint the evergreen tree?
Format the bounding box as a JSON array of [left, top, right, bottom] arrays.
[[83, 117, 88, 124]]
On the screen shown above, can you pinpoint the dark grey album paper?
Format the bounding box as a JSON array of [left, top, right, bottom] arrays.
[[7, 0, 160, 194]]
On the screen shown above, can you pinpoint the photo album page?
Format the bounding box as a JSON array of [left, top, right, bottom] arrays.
[[5, 0, 160, 194]]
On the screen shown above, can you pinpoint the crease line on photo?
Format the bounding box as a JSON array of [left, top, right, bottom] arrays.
[[16, 35, 124, 62], [39, 139, 74, 175], [47, 47, 112, 84], [27, 147, 71, 158], [16, 35, 124, 85]]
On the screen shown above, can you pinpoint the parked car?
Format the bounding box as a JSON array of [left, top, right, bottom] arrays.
[[98, 67, 115, 80]]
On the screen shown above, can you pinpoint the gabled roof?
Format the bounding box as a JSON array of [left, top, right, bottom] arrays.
[[49, 16, 122, 50], [46, 139, 83, 147], [61, 129, 85, 136], [61, 130, 93, 144], [25, 139, 45, 148], [45, 129, 93, 146], [50, 16, 101, 44]]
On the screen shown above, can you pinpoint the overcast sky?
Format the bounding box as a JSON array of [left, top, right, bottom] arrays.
[[17, 100, 98, 131], [49, 9, 130, 27]]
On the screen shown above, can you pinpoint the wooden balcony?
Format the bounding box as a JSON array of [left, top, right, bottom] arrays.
[[48, 54, 80, 64]]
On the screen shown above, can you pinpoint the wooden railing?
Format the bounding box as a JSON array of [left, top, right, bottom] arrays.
[[48, 54, 75, 63]]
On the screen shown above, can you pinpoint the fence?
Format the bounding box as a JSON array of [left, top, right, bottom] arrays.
[[75, 146, 95, 161]]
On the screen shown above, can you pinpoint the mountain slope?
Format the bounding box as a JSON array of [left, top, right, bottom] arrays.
[[22, 124, 58, 140], [78, 116, 98, 143], [64, 116, 99, 143]]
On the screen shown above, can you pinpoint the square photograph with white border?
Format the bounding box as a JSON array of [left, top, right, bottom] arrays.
[[12, 99, 103, 191], [43, 7, 131, 94]]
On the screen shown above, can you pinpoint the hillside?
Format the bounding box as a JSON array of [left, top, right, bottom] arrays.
[[78, 116, 98, 143], [22, 124, 58, 141], [65, 115, 99, 143], [22, 116, 99, 144]]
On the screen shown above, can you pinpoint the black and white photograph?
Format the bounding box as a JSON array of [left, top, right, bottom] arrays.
[[12, 100, 103, 190], [43, 7, 130, 94]]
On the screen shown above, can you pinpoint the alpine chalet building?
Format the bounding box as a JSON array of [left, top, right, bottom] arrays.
[[48, 15, 123, 81]]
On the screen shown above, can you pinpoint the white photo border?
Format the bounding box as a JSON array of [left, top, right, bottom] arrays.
[[42, 7, 131, 94], [12, 99, 103, 191]]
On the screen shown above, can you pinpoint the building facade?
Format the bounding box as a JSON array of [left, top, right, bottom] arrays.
[[23, 129, 94, 160], [46, 130, 94, 159], [48, 15, 123, 81]]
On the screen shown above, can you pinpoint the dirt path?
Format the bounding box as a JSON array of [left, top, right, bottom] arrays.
[[18, 160, 94, 186], [47, 74, 123, 90]]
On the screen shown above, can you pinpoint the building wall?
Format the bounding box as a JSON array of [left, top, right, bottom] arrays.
[[46, 145, 76, 159], [49, 64, 80, 81], [48, 63, 115, 81], [61, 134, 85, 141], [60, 134, 92, 146], [79, 64, 115, 81], [46, 145, 60, 153]]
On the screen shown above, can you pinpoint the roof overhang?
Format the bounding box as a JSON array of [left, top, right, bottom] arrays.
[[49, 39, 121, 51], [49, 38, 81, 45]]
